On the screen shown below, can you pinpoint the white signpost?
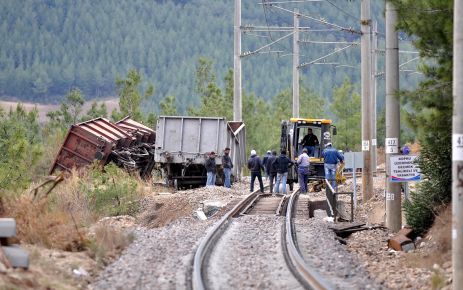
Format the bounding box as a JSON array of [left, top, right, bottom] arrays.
[[344, 152, 363, 208], [390, 154, 421, 201], [390, 155, 421, 182]]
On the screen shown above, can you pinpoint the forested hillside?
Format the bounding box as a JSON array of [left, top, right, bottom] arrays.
[[0, 0, 418, 113]]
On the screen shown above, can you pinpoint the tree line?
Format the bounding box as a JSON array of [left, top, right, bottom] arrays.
[[0, 0, 408, 114]]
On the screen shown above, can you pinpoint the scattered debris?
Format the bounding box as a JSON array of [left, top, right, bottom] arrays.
[[73, 266, 89, 277], [329, 222, 385, 239], [202, 201, 225, 217], [388, 227, 416, 252], [323, 217, 334, 223], [0, 218, 29, 269], [195, 209, 208, 221]]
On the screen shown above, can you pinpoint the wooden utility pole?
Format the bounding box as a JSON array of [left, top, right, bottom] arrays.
[[453, 0, 463, 287], [361, 0, 373, 201], [385, 0, 401, 232]]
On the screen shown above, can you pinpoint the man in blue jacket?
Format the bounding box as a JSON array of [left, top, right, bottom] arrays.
[[273, 150, 294, 195], [322, 143, 344, 191]]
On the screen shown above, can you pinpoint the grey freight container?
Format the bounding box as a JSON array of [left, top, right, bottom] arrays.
[[154, 116, 246, 188]]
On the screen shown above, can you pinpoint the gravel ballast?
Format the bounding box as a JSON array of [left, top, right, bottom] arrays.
[[295, 217, 380, 289], [206, 215, 302, 290]]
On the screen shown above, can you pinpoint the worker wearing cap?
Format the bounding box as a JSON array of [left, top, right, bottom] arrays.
[[322, 143, 344, 191], [205, 151, 217, 186], [247, 149, 264, 193]]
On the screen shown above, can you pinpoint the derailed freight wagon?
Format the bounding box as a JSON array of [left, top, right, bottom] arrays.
[[50, 117, 156, 178], [154, 116, 246, 189]]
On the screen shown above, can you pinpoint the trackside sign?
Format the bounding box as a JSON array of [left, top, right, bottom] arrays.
[[390, 155, 421, 182]]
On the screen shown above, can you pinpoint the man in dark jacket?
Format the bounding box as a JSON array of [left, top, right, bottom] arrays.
[[262, 150, 272, 179], [266, 150, 278, 193], [247, 149, 264, 193], [273, 150, 294, 195], [222, 147, 233, 188], [205, 151, 217, 186], [299, 128, 319, 157]]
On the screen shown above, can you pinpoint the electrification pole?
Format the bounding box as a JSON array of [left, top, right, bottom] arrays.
[[293, 8, 300, 118], [233, 0, 242, 121], [371, 21, 378, 173], [453, 0, 463, 287], [385, 0, 401, 232], [361, 0, 373, 201]]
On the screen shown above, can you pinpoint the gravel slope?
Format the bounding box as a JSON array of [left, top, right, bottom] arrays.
[[295, 217, 380, 289]]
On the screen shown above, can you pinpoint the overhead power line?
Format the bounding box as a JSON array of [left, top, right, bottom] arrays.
[[269, 4, 361, 34], [299, 43, 357, 68], [324, 0, 359, 21]]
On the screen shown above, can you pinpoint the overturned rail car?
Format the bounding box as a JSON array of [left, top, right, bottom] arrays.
[[50, 117, 156, 178], [154, 116, 246, 189]]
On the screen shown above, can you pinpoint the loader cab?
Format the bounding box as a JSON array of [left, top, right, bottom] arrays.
[[281, 118, 337, 190], [290, 118, 335, 161]]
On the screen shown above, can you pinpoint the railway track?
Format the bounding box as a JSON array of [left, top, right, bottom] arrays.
[[192, 187, 334, 290]]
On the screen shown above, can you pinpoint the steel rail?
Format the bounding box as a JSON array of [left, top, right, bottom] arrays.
[[192, 187, 267, 290], [283, 189, 334, 290]]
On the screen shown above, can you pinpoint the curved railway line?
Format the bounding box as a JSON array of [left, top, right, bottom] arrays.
[[192, 187, 334, 290]]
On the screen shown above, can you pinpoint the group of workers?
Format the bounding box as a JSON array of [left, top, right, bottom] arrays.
[[204, 129, 344, 193]]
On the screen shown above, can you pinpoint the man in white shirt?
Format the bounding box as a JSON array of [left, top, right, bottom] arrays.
[[297, 148, 311, 193]]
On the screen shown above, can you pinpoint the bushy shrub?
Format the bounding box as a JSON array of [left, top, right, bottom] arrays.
[[81, 164, 141, 217], [403, 138, 451, 235]]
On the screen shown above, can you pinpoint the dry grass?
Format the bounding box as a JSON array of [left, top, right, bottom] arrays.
[[4, 166, 150, 252], [6, 193, 87, 251], [86, 225, 134, 266]]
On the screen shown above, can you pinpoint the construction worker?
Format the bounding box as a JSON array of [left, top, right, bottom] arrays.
[[247, 150, 264, 193], [262, 150, 272, 179], [205, 151, 217, 186], [322, 143, 344, 191], [222, 147, 233, 188], [274, 150, 294, 195], [299, 128, 319, 157], [297, 148, 310, 193], [266, 150, 278, 193]]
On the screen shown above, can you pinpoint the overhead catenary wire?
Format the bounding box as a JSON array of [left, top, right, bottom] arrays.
[[324, 0, 359, 21], [261, 0, 292, 56], [270, 4, 361, 34], [258, 0, 324, 4], [241, 31, 295, 57], [299, 43, 357, 68], [299, 40, 359, 45]]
